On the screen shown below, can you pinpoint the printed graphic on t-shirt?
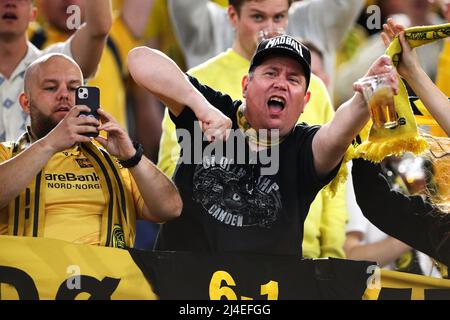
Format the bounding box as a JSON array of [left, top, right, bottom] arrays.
[[192, 156, 281, 228]]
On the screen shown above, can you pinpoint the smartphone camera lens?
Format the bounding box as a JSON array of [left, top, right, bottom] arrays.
[[78, 88, 89, 99]]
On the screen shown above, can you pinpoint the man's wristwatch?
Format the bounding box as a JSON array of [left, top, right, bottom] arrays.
[[119, 142, 144, 168]]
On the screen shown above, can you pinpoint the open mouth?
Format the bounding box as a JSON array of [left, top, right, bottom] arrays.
[[267, 96, 285, 114], [2, 12, 18, 21]]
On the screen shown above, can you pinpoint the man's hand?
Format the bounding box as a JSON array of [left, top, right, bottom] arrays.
[[196, 104, 232, 142], [353, 55, 399, 96], [95, 109, 136, 160], [43, 105, 100, 153], [70, 0, 112, 78], [381, 18, 421, 82]]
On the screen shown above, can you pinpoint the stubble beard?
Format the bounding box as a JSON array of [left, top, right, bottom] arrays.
[[29, 101, 60, 140]]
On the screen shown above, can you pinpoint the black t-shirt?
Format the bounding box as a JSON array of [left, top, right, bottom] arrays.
[[155, 75, 340, 256]]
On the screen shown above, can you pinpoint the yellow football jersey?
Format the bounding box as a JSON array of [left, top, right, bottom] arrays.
[[0, 144, 144, 245]]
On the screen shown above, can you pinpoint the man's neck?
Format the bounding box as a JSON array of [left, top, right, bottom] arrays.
[[0, 34, 28, 79], [239, 104, 286, 150], [44, 22, 74, 40], [232, 40, 253, 61]]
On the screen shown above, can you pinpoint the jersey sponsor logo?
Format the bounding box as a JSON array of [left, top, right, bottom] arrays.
[[75, 158, 94, 168], [45, 172, 100, 182], [193, 156, 281, 228], [45, 172, 101, 190]]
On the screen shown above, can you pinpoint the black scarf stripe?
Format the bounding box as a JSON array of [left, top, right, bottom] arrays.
[[13, 196, 20, 236], [82, 145, 114, 247], [25, 188, 30, 220], [11, 142, 20, 236], [100, 149, 127, 223], [32, 172, 42, 237]]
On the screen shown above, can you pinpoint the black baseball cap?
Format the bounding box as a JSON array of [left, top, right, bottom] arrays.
[[249, 35, 311, 88]]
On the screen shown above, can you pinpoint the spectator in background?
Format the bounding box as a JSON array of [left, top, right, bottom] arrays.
[[158, 0, 348, 259], [336, 0, 405, 68], [168, 0, 364, 95], [0, 0, 112, 142], [140, 0, 230, 72], [303, 41, 330, 90], [335, 0, 444, 108]]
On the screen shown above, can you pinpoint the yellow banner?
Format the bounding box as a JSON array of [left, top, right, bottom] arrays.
[[1, 236, 449, 300], [0, 236, 157, 300], [365, 269, 450, 300]]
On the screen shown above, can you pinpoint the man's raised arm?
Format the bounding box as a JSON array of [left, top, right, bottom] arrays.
[[168, 0, 232, 69], [70, 0, 113, 77], [312, 55, 397, 177], [127, 47, 231, 142]]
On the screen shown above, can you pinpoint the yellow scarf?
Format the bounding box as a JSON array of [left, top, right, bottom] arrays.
[[326, 24, 450, 195], [7, 132, 136, 248], [354, 23, 450, 162], [236, 104, 348, 196], [236, 104, 286, 147]]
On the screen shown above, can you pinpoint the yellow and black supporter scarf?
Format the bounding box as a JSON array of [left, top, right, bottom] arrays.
[[237, 104, 287, 147], [237, 105, 349, 196], [7, 131, 136, 249], [327, 24, 450, 195], [354, 23, 450, 161]]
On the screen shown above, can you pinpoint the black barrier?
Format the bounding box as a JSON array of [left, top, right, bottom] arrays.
[[2, 237, 449, 300], [129, 250, 375, 300]]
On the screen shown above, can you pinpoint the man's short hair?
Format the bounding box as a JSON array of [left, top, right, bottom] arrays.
[[229, 0, 293, 13]]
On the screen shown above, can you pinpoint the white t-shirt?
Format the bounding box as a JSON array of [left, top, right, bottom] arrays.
[[0, 40, 72, 142]]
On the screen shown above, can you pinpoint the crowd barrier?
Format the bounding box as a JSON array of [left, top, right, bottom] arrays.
[[1, 236, 449, 300]]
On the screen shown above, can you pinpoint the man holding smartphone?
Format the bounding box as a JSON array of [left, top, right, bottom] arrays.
[[0, 0, 112, 143], [0, 53, 182, 248]]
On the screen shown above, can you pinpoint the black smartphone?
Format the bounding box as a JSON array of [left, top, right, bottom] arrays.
[[76, 86, 100, 137]]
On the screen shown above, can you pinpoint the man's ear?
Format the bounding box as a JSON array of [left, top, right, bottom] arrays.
[[304, 91, 311, 105], [227, 5, 239, 30], [19, 93, 31, 115], [242, 74, 249, 98], [30, 6, 38, 22], [300, 91, 311, 113]]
